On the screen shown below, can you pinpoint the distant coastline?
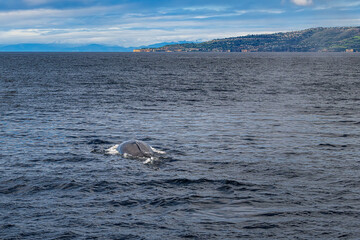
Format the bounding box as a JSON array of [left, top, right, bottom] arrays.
[[134, 26, 360, 53], [0, 41, 192, 53], [1, 27, 359, 53]]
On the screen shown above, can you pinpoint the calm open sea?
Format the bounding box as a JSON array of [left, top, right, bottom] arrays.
[[1, 52, 360, 239]]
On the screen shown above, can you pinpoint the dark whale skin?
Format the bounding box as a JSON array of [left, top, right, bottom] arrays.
[[117, 140, 154, 158]]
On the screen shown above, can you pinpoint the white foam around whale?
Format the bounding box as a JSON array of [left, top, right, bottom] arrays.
[[105, 144, 120, 155]]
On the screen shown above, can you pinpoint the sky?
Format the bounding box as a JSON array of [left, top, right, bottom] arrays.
[[0, 0, 359, 47]]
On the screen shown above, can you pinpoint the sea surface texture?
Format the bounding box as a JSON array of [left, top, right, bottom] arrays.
[[1, 52, 360, 239]]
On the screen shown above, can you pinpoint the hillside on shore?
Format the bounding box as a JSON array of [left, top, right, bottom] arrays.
[[135, 27, 360, 52]]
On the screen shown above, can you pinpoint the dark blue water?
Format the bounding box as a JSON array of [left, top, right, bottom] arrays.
[[1, 52, 360, 239]]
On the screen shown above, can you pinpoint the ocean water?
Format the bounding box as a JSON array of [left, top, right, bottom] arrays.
[[1, 52, 360, 239]]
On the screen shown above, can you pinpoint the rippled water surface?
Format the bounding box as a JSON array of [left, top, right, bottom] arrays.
[[1, 52, 360, 239]]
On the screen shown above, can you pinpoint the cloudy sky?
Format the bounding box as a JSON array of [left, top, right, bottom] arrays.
[[0, 0, 359, 47]]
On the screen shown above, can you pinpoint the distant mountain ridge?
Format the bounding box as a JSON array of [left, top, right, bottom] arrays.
[[2, 27, 359, 52], [0, 44, 133, 52], [136, 27, 360, 52], [0, 41, 193, 52]]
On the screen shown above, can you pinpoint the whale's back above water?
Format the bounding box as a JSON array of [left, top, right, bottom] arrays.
[[117, 140, 154, 158]]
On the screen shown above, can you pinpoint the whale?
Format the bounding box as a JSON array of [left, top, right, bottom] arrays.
[[117, 140, 154, 158], [104, 140, 166, 163]]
